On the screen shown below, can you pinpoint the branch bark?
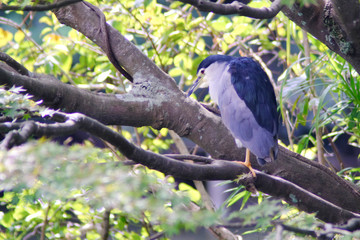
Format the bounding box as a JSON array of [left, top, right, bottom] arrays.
[[0, 0, 82, 11], [39, 2, 360, 217], [0, 52, 30, 76], [0, 64, 157, 126], [177, 0, 284, 19], [181, 0, 360, 74], [1, 112, 360, 224], [276, 0, 360, 74], [1, 0, 360, 225]]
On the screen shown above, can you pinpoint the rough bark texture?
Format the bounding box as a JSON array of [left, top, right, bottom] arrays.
[[278, 0, 360, 74], [53, 2, 360, 219], [1, 0, 360, 224]]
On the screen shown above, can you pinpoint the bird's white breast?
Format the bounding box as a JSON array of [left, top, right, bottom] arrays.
[[203, 62, 230, 105]]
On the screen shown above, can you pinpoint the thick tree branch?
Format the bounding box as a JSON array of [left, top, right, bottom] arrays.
[[0, 113, 249, 179], [1, 112, 360, 224], [53, 1, 177, 88], [276, 0, 360, 74], [80, 2, 133, 81], [0, 121, 37, 149], [0, 0, 82, 11], [329, 0, 360, 55], [1, 0, 360, 224], [178, 0, 283, 18], [3, 60, 360, 222], [0, 65, 158, 126]]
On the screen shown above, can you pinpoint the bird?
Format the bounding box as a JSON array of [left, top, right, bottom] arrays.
[[188, 55, 279, 176]]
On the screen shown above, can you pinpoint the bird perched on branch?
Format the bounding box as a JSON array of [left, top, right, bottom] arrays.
[[188, 55, 279, 176]]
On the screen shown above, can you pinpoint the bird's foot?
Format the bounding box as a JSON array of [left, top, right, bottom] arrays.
[[234, 160, 256, 178], [235, 167, 257, 194]]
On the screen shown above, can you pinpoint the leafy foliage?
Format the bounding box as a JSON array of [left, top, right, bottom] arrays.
[[279, 26, 360, 164], [0, 141, 220, 238], [0, 0, 360, 239]]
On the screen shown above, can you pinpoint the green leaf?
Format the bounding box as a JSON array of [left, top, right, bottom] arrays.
[[96, 69, 112, 82], [210, 16, 232, 32]]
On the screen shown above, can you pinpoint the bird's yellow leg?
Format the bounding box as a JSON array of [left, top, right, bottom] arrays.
[[236, 148, 256, 177]]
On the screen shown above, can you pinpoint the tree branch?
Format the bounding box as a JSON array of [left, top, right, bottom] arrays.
[[276, 0, 360, 74], [1, 112, 360, 224], [1, 0, 360, 225], [339, 218, 360, 231], [329, 0, 360, 48], [178, 0, 284, 19], [80, 2, 133, 81], [0, 52, 30, 76], [101, 209, 111, 240], [0, 0, 82, 11], [0, 65, 157, 126], [53, 1, 175, 87]]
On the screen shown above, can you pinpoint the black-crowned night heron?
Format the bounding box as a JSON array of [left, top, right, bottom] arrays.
[[188, 55, 279, 176]]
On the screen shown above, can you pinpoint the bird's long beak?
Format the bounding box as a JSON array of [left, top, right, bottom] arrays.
[[187, 75, 203, 97]]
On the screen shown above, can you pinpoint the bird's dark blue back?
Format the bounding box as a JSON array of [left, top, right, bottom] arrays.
[[228, 57, 278, 136]]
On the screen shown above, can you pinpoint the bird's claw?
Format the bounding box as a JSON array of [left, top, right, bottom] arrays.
[[234, 160, 256, 178]]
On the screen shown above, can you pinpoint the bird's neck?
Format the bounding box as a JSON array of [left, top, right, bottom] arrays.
[[205, 63, 230, 105]]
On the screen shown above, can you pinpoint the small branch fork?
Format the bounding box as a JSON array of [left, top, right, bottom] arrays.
[[1, 112, 360, 225], [177, 0, 284, 19]]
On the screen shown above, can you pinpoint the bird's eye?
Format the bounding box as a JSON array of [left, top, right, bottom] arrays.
[[200, 69, 205, 74]]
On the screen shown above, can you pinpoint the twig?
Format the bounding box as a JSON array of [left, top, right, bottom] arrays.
[[118, 2, 164, 69], [0, 16, 43, 51], [23, 223, 43, 240], [275, 223, 283, 240], [277, 222, 317, 238], [168, 130, 217, 211], [165, 154, 214, 163], [2, 112, 360, 224], [302, 29, 329, 169], [0, 0, 82, 11], [187, 202, 237, 240], [148, 231, 165, 240], [178, 0, 284, 19], [101, 209, 111, 240], [40, 203, 51, 240], [323, 127, 345, 169]]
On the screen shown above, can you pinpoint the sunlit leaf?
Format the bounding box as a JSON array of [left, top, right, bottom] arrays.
[[0, 29, 13, 47]]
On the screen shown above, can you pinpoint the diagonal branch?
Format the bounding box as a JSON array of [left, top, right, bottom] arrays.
[[276, 0, 360, 74], [0, 0, 82, 11], [3, 58, 360, 222], [80, 2, 133, 81], [328, 0, 360, 49], [178, 0, 284, 18], [2, 0, 360, 225], [0, 65, 157, 126], [53, 1, 176, 87], [0, 52, 30, 76], [1, 112, 360, 224]]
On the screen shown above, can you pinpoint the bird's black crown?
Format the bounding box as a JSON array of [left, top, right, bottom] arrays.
[[197, 55, 234, 73]]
